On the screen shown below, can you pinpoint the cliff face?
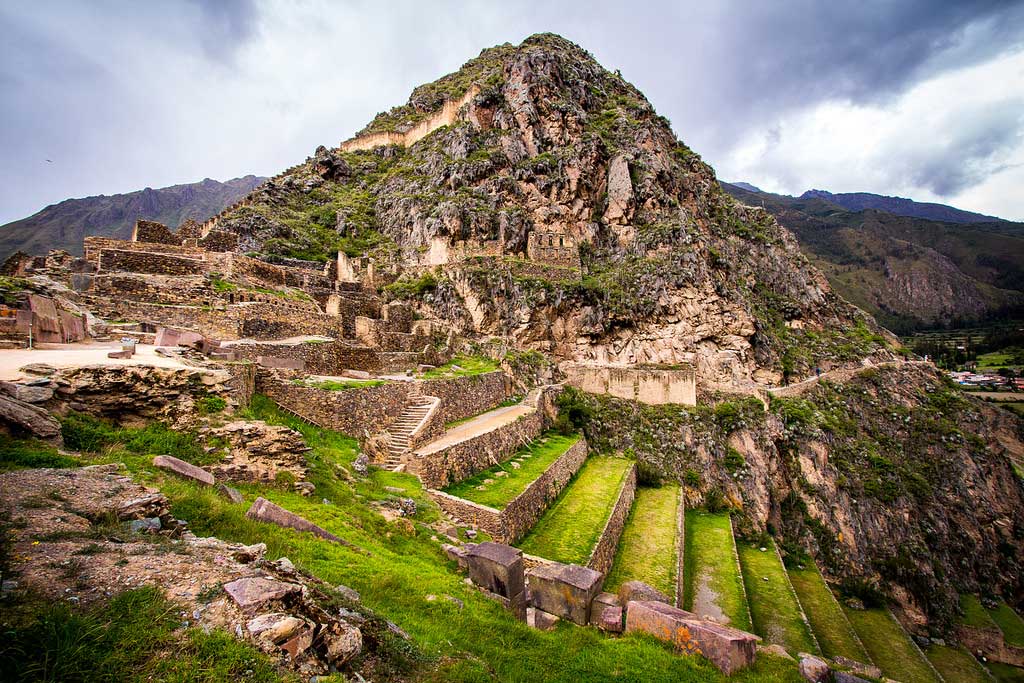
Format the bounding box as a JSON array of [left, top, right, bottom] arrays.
[[0, 175, 265, 259], [213, 34, 892, 389], [576, 363, 1024, 632]]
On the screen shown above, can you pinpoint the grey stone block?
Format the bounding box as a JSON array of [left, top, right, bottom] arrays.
[[527, 562, 603, 625]]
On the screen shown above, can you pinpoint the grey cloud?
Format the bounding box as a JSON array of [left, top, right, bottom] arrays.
[[907, 100, 1024, 196], [184, 0, 260, 61]]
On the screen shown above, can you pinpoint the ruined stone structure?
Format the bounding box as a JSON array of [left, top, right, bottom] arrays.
[[526, 227, 579, 268], [564, 364, 696, 406], [338, 86, 482, 153]]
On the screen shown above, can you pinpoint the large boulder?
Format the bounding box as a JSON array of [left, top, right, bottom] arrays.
[[246, 497, 343, 543], [153, 455, 215, 486], [526, 562, 603, 626], [0, 392, 61, 443], [0, 380, 54, 404], [464, 542, 526, 620], [223, 576, 302, 612], [624, 600, 759, 675]]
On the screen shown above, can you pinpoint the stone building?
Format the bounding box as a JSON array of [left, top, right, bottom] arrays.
[[526, 227, 579, 268]]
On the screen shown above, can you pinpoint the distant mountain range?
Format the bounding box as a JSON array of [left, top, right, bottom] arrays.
[[722, 182, 1024, 333], [0, 175, 266, 259]]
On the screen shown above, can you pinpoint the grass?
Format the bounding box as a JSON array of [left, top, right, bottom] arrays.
[[683, 511, 750, 631], [787, 564, 870, 663], [293, 378, 388, 391], [989, 602, 1024, 647], [444, 396, 523, 428], [420, 355, 500, 379], [961, 594, 999, 629], [0, 586, 288, 682], [841, 606, 940, 683], [925, 644, 991, 683], [737, 540, 818, 655], [987, 661, 1024, 682], [604, 485, 680, 597], [443, 433, 581, 509], [0, 397, 805, 683], [517, 456, 632, 565]]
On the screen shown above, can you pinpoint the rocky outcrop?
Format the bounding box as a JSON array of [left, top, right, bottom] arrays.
[[47, 364, 233, 428], [0, 391, 62, 443], [201, 420, 310, 485], [0, 464, 394, 677]]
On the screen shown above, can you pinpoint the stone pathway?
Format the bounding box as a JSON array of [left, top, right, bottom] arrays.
[[415, 403, 534, 456], [0, 342, 192, 381]]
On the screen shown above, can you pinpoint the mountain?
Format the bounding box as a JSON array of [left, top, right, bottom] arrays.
[[722, 182, 1024, 333], [0, 175, 266, 259], [728, 181, 763, 193], [800, 188, 1005, 224], [168, 34, 1022, 627], [211, 34, 890, 390]]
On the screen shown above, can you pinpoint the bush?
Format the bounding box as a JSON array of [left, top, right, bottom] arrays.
[[636, 459, 664, 486], [197, 396, 227, 415], [554, 386, 593, 434], [383, 271, 438, 300], [683, 468, 700, 487], [704, 486, 728, 513], [722, 447, 745, 473], [838, 577, 887, 608]]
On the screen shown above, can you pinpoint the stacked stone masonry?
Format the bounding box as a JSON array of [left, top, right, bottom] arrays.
[[428, 437, 588, 543], [587, 462, 637, 575]]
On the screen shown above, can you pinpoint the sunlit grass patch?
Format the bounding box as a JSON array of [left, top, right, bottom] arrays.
[[737, 539, 817, 655], [604, 485, 680, 596], [787, 564, 869, 663]]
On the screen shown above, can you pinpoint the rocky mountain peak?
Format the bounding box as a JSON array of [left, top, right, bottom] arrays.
[[212, 34, 893, 389]]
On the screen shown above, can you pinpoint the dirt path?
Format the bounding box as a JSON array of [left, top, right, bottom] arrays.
[[415, 404, 533, 456], [0, 342, 193, 381]]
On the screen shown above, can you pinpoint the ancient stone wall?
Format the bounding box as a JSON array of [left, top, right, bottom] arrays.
[[566, 364, 696, 406], [427, 438, 589, 543], [412, 408, 548, 490], [83, 237, 204, 265], [500, 437, 588, 543], [260, 376, 410, 436], [339, 86, 481, 153], [132, 220, 181, 245], [230, 340, 382, 374], [421, 371, 511, 425], [89, 274, 210, 304], [587, 462, 637, 574], [223, 362, 257, 409], [526, 227, 580, 268], [197, 229, 239, 252], [98, 249, 206, 276], [958, 625, 1024, 667]]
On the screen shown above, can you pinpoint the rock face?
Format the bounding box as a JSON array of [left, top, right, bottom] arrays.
[[0, 392, 62, 443], [202, 420, 310, 484], [211, 33, 890, 389], [48, 364, 233, 428]]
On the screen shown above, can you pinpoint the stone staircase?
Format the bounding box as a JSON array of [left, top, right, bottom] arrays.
[[383, 391, 436, 470]]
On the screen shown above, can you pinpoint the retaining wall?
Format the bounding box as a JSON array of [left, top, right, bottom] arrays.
[[261, 376, 410, 437], [230, 340, 383, 374], [566, 365, 696, 406], [428, 436, 588, 543], [421, 371, 512, 425], [587, 462, 638, 575], [412, 406, 549, 490], [98, 249, 205, 276]]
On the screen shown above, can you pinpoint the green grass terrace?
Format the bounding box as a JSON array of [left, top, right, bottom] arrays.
[[604, 485, 681, 598], [841, 606, 940, 683], [737, 540, 817, 655], [419, 355, 499, 379], [786, 564, 870, 663], [683, 510, 751, 632], [517, 456, 632, 565], [442, 432, 580, 509]]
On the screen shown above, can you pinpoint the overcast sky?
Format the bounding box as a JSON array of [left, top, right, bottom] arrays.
[[3, 0, 1024, 225]]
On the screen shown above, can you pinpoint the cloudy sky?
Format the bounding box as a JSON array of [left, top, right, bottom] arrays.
[[3, 0, 1024, 225]]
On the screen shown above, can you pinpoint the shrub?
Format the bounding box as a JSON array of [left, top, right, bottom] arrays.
[[554, 387, 593, 434], [722, 447, 745, 473], [704, 486, 727, 513], [683, 469, 700, 487], [197, 396, 227, 415], [383, 271, 438, 300]]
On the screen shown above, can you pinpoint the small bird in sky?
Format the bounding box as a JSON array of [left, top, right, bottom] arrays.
[[45, 159, 52, 163]]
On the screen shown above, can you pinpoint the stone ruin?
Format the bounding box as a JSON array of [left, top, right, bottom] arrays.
[[449, 541, 760, 675]]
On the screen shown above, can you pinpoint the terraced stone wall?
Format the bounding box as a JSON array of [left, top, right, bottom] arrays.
[[83, 237, 204, 265], [588, 462, 638, 574], [98, 249, 205, 276], [261, 375, 411, 435], [421, 371, 512, 424], [427, 437, 588, 543], [231, 340, 383, 374], [413, 408, 548, 490]]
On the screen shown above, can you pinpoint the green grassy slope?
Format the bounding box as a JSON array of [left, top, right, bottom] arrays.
[[517, 456, 632, 564], [0, 400, 804, 683], [444, 432, 580, 509], [683, 511, 751, 631], [604, 485, 680, 596], [737, 541, 817, 655], [786, 565, 870, 663], [841, 606, 940, 683]]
